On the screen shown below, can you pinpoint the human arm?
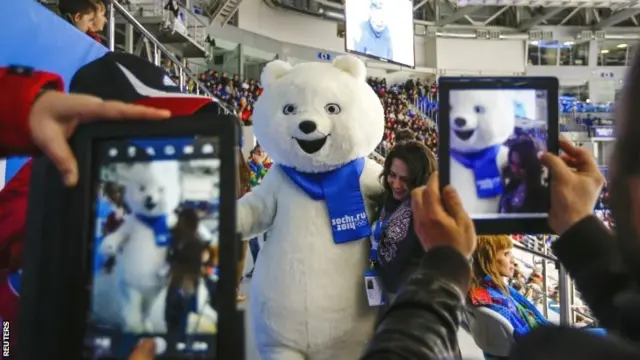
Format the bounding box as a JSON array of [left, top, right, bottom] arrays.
[[0, 65, 170, 186], [360, 246, 471, 360], [0, 160, 33, 271], [551, 216, 632, 333], [0, 67, 63, 157]]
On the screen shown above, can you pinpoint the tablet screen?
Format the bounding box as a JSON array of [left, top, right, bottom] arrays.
[[85, 137, 220, 358], [448, 89, 549, 219]]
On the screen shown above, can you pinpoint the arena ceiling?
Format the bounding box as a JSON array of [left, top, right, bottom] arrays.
[[277, 0, 640, 33]]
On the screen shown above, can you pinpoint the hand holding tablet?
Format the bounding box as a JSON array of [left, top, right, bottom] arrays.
[[539, 138, 605, 235], [437, 77, 560, 234]]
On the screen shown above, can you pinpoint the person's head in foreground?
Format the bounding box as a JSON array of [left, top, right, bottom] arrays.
[[58, 0, 97, 33], [471, 235, 514, 293], [610, 49, 640, 273], [381, 141, 436, 201], [368, 0, 387, 32]]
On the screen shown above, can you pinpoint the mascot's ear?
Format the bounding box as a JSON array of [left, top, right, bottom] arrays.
[[261, 60, 293, 87], [332, 55, 367, 82]]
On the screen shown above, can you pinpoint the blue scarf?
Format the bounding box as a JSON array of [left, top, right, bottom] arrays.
[[280, 158, 371, 244], [450, 145, 503, 198], [470, 276, 549, 339], [135, 214, 172, 247]]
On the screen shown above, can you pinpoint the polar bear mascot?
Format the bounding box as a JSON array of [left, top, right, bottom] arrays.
[[238, 56, 385, 360], [94, 161, 181, 333], [449, 89, 516, 215]]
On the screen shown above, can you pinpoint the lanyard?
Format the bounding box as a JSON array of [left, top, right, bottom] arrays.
[[370, 210, 391, 264]]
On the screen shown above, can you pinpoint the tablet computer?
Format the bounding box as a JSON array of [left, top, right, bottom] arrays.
[[20, 114, 241, 359], [437, 77, 559, 234]]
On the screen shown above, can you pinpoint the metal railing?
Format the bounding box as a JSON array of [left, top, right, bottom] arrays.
[[105, 0, 235, 115], [511, 241, 595, 326]]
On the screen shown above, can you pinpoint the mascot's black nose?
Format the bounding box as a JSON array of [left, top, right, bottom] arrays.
[[298, 120, 317, 134], [144, 196, 156, 210], [454, 117, 467, 127]]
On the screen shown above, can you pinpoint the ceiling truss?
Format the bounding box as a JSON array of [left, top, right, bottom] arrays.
[[407, 0, 640, 30]]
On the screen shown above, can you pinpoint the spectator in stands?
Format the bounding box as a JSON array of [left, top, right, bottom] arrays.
[[236, 148, 252, 302], [58, 0, 98, 34], [468, 235, 550, 359], [523, 271, 544, 307], [372, 141, 436, 297], [87, 0, 106, 43], [248, 145, 268, 187], [499, 137, 549, 214], [244, 145, 270, 278]]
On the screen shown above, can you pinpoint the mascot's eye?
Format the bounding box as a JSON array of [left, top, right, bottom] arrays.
[[139, 185, 146, 192], [474, 105, 485, 114], [324, 103, 341, 114], [282, 104, 297, 115]]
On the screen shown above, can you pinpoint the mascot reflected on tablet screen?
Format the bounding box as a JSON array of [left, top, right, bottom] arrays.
[[449, 90, 515, 215], [237, 55, 385, 360]]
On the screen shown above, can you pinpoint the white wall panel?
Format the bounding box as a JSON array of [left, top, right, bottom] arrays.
[[526, 66, 626, 88], [436, 39, 526, 75]]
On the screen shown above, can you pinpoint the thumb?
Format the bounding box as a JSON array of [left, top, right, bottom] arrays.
[[539, 152, 570, 179], [33, 122, 78, 186], [129, 339, 156, 360], [442, 185, 467, 224]]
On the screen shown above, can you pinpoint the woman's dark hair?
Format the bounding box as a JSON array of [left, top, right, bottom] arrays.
[[395, 129, 415, 144], [379, 141, 437, 194], [58, 0, 98, 16], [505, 137, 543, 190], [168, 208, 213, 292]]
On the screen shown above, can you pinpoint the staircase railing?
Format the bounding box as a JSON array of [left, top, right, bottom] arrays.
[[106, 0, 234, 115]]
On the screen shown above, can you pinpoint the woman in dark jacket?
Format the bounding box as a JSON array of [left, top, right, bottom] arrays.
[[372, 141, 436, 296]]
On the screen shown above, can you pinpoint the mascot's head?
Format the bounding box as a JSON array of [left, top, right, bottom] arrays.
[[252, 56, 384, 173], [121, 162, 180, 217], [449, 89, 515, 153]]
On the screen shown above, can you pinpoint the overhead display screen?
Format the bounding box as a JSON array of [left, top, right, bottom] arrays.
[[345, 0, 415, 68]]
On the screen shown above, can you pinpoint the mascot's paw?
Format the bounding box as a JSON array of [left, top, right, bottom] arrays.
[[99, 235, 120, 256]]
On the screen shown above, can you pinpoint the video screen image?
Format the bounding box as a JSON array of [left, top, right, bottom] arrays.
[[345, 0, 415, 67], [86, 137, 220, 359], [447, 89, 549, 219]]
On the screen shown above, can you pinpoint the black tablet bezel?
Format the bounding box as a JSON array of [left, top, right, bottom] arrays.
[[20, 114, 241, 360], [437, 76, 559, 235]]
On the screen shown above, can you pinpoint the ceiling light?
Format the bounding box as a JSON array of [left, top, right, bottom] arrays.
[[617, 43, 628, 48], [530, 41, 538, 45], [601, 49, 610, 54], [564, 41, 574, 46]]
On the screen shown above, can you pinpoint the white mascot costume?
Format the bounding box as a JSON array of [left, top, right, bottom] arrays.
[[237, 56, 385, 360], [449, 90, 515, 215], [95, 161, 181, 332]]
